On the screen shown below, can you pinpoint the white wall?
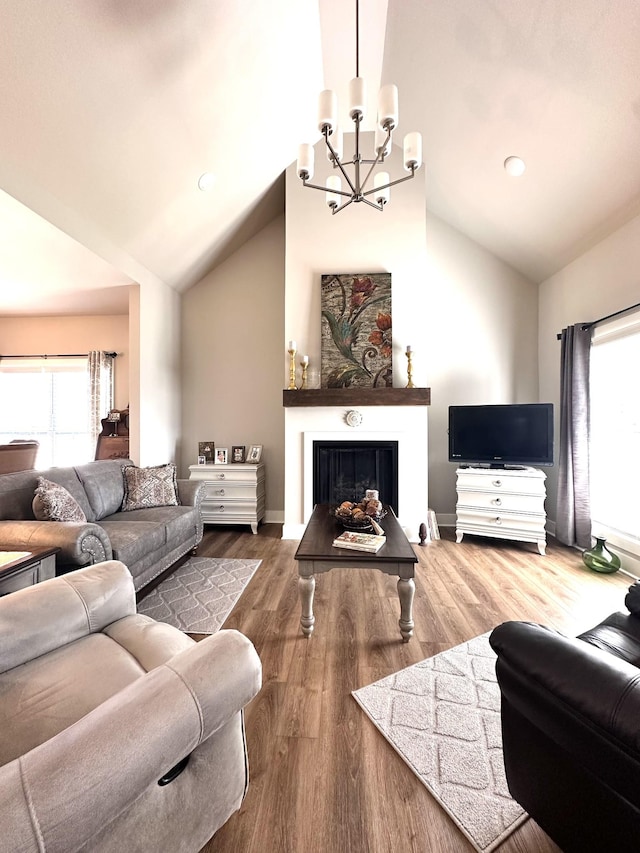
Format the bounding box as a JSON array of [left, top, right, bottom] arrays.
[[425, 214, 539, 520], [128, 280, 181, 466], [0, 314, 129, 408], [180, 216, 285, 518], [539, 211, 640, 546]]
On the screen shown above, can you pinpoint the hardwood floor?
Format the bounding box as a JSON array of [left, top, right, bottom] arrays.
[[198, 524, 631, 853]]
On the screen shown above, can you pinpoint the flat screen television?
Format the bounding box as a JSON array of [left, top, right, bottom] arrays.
[[448, 403, 554, 468]]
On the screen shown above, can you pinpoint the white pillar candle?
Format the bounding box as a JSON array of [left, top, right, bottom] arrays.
[[289, 340, 296, 351], [406, 345, 412, 353], [302, 355, 309, 365], [326, 175, 342, 208], [403, 132, 422, 171], [297, 144, 314, 180], [377, 84, 398, 130], [318, 89, 337, 133], [374, 171, 390, 205], [349, 77, 366, 119]]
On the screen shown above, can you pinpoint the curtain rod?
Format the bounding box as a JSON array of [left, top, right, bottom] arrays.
[[556, 300, 640, 340], [0, 351, 118, 359]]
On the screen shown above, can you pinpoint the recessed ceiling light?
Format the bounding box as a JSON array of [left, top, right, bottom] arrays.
[[504, 156, 526, 177], [198, 172, 216, 191]]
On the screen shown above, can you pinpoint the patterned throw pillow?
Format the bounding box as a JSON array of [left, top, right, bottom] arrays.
[[121, 464, 179, 512], [32, 477, 87, 523]]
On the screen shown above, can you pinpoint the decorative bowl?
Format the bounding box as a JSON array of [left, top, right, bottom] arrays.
[[333, 506, 387, 532]]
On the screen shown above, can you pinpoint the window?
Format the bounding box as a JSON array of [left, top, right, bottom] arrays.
[[0, 358, 93, 468], [589, 311, 640, 553]]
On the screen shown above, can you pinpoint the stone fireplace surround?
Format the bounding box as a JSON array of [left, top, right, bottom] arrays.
[[282, 403, 429, 542]]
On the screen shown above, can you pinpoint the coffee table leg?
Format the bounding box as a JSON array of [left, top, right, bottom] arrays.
[[397, 577, 415, 642], [299, 575, 316, 638]]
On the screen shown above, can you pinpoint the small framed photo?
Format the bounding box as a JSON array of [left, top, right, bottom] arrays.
[[198, 441, 215, 463], [215, 447, 228, 465], [247, 444, 263, 463], [197, 455, 206, 465], [232, 445, 246, 463]]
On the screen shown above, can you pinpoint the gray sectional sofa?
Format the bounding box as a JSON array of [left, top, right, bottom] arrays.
[[0, 459, 204, 591]]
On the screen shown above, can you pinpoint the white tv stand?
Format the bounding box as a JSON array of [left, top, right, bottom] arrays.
[[455, 466, 547, 555]]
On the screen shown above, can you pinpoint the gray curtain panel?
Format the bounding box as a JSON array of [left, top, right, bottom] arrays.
[[556, 324, 592, 548], [88, 351, 114, 450]]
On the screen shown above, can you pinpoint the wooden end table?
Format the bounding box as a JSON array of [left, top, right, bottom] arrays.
[[0, 547, 58, 596], [294, 504, 418, 642]]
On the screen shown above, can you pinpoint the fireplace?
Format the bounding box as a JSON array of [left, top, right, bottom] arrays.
[[312, 440, 399, 512]]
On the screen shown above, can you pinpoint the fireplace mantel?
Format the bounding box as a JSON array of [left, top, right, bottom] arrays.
[[282, 388, 430, 407]]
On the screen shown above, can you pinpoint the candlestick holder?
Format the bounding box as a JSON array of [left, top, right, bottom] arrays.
[[288, 348, 297, 390], [300, 359, 309, 389], [405, 350, 415, 388]]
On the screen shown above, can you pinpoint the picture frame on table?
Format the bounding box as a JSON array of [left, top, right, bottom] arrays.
[[215, 447, 228, 465], [232, 445, 246, 463], [197, 455, 206, 465], [247, 444, 263, 463], [198, 441, 215, 463]]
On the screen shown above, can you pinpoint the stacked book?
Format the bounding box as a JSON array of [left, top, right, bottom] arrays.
[[332, 531, 387, 553]]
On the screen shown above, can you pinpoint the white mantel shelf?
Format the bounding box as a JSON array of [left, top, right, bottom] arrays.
[[282, 388, 431, 407]]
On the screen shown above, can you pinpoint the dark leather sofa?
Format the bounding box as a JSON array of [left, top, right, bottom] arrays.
[[489, 581, 640, 853]]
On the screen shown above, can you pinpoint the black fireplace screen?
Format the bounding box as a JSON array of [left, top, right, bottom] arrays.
[[312, 440, 399, 513]]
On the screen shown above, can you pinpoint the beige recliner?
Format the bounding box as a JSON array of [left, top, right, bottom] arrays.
[[0, 561, 262, 852]]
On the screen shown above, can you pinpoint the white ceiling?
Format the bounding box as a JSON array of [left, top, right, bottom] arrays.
[[1, 0, 640, 316]]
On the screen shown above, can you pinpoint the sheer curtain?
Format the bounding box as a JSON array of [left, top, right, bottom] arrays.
[[88, 351, 114, 451], [556, 324, 592, 548]]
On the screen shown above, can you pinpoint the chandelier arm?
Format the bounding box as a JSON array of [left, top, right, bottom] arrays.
[[324, 128, 357, 194], [361, 166, 416, 197], [360, 148, 384, 193], [332, 197, 356, 215], [302, 179, 352, 197], [361, 197, 384, 211]]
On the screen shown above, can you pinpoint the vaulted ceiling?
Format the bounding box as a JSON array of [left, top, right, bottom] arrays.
[[2, 0, 640, 315]]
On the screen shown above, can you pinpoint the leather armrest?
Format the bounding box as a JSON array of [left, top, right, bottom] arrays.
[[0, 561, 136, 673], [490, 621, 640, 752], [0, 519, 111, 566], [0, 629, 262, 851], [625, 580, 640, 616]]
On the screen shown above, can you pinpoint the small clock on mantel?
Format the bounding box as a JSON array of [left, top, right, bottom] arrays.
[[345, 410, 363, 428]]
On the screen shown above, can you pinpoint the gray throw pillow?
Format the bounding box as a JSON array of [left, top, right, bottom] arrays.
[[121, 463, 179, 512], [33, 477, 87, 522]]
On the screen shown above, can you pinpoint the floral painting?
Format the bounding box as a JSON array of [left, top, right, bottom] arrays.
[[321, 273, 392, 388]]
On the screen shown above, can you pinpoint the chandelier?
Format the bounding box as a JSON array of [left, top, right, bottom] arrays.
[[296, 0, 422, 214]]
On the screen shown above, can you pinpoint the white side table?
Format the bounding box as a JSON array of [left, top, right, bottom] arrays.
[[189, 463, 265, 534]]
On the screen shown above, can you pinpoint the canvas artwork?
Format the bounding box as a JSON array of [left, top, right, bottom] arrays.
[[321, 273, 392, 388]]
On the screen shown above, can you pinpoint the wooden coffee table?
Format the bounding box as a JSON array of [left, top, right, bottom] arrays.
[[294, 504, 418, 642], [0, 547, 58, 596]]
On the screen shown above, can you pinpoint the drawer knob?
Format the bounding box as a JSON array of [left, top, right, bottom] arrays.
[[214, 489, 225, 496], [492, 479, 502, 488], [216, 473, 226, 480], [494, 516, 502, 525], [492, 498, 502, 506], [218, 505, 225, 512]]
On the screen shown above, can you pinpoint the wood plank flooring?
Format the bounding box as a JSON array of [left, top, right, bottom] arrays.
[[198, 524, 632, 853]]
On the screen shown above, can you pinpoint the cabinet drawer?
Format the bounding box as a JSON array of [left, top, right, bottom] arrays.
[[203, 483, 258, 500], [457, 508, 546, 534], [457, 492, 545, 513], [202, 499, 258, 517], [456, 470, 546, 496]]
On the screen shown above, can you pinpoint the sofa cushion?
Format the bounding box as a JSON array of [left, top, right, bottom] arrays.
[[121, 464, 179, 512], [75, 459, 130, 521], [32, 477, 87, 522], [98, 519, 167, 566]]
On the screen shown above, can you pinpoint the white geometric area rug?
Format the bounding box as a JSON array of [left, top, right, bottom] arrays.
[[137, 556, 261, 634], [352, 633, 528, 853]]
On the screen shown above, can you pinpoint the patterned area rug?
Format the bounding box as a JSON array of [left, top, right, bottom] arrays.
[[137, 556, 261, 633], [352, 633, 527, 853]]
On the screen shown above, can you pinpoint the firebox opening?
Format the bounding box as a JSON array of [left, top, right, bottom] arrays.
[[312, 440, 399, 514]]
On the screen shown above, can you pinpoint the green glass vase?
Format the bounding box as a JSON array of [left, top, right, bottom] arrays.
[[582, 537, 621, 574]]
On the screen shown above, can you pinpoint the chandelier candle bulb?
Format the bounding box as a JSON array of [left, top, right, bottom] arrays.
[[377, 84, 398, 129], [318, 90, 337, 132], [374, 171, 390, 205], [374, 124, 392, 157], [349, 77, 366, 118], [403, 131, 422, 171], [326, 175, 342, 209], [327, 126, 343, 162], [297, 144, 314, 180]]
